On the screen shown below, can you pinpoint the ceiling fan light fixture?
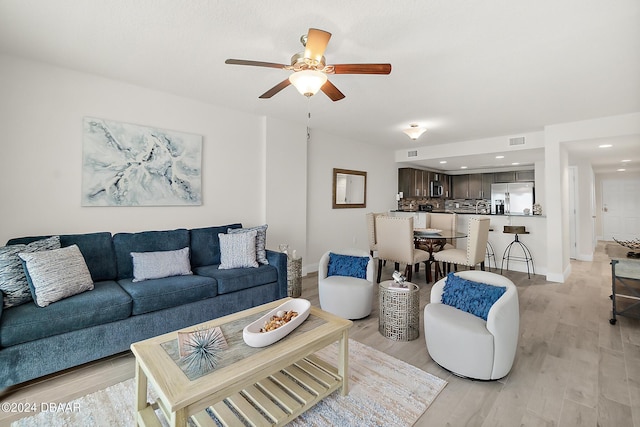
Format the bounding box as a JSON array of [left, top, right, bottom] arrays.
[[402, 124, 426, 140], [289, 70, 327, 97]]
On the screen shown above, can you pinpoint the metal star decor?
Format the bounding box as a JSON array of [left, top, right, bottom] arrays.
[[178, 327, 228, 377]]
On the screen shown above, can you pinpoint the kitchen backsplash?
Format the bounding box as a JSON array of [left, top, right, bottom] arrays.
[[397, 197, 445, 211]]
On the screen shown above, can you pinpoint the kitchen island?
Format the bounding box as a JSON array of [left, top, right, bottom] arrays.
[[457, 214, 546, 276]]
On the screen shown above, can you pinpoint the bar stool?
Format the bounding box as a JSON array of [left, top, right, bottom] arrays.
[[486, 241, 497, 271], [501, 226, 535, 278]]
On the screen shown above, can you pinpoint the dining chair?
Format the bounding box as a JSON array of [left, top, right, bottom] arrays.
[[375, 216, 430, 283], [433, 217, 490, 271], [365, 212, 386, 258], [428, 212, 458, 250]]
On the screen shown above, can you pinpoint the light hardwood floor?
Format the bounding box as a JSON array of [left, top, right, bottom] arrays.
[[1, 241, 639, 426]]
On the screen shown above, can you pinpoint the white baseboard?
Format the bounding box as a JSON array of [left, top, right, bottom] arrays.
[[546, 264, 571, 283]]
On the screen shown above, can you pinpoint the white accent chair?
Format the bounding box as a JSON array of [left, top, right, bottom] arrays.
[[318, 249, 374, 319], [375, 216, 430, 283], [433, 217, 490, 271], [424, 270, 519, 380]]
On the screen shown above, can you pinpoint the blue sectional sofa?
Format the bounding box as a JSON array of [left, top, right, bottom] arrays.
[[0, 224, 287, 388]]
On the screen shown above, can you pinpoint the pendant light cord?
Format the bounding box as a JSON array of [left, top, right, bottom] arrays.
[[306, 95, 311, 143]]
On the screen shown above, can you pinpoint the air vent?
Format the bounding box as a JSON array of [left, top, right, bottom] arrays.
[[509, 137, 525, 146], [407, 150, 418, 157]]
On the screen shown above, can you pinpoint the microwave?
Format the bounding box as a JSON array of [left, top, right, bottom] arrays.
[[430, 181, 443, 198]]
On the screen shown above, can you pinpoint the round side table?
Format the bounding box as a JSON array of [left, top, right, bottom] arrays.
[[378, 280, 420, 341]]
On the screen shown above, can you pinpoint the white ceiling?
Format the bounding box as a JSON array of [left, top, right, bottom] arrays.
[[1, 0, 638, 173]]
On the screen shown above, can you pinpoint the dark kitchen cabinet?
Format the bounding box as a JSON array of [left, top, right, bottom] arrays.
[[452, 175, 469, 199], [516, 170, 535, 182], [468, 174, 482, 199], [481, 173, 494, 198], [398, 168, 429, 197]]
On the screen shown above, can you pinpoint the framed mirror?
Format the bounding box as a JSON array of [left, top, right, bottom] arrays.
[[333, 168, 367, 209]]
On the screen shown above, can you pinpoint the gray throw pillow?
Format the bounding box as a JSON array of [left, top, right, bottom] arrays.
[[130, 247, 193, 282], [228, 224, 269, 265], [0, 236, 61, 308], [18, 244, 94, 307], [218, 231, 258, 269]]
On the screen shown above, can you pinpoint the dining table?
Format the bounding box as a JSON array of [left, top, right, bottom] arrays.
[[413, 228, 468, 283]]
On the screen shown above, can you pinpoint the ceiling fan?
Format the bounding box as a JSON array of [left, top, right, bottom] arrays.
[[225, 28, 392, 101]]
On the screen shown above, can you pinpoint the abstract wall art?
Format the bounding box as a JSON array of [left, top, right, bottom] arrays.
[[82, 117, 202, 206]]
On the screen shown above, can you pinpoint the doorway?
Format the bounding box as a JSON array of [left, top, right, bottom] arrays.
[[602, 179, 640, 241]]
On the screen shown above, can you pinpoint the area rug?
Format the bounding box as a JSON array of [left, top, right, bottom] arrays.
[[12, 339, 446, 427]]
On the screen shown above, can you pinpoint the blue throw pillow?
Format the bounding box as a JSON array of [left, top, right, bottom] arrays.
[[441, 273, 506, 320], [327, 253, 369, 279]]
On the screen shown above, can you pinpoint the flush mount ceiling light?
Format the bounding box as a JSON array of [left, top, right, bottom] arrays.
[[402, 124, 427, 140], [288, 69, 328, 97], [599, 144, 613, 148]]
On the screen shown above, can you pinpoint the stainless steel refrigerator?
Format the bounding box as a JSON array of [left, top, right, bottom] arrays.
[[491, 182, 534, 215]]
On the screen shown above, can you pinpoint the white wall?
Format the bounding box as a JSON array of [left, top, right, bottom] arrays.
[[306, 128, 397, 272], [570, 157, 596, 261], [394, 131, 545, 163], [0, 55, 268, 244], [264, 116, 308, 262], [544, 112, 640, 282], [0, 55, 398, 275]]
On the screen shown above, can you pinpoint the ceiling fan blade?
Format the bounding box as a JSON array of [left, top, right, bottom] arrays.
[[259, 79, 291, 99], [225, 59, 287, 69], [304, 28, 332, 62], [321, 80, 345, 102], [330, 63, 392, 75]]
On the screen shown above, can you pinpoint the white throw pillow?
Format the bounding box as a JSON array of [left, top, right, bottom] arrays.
[[18, 244, 94, 307], [130, 247, 193, 282], [218, 231, 258, 269]]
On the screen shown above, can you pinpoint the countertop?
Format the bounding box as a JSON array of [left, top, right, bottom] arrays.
[[393, 210, 545, 217]]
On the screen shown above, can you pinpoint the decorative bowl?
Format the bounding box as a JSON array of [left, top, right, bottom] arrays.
[[242, 298, 311, 348]]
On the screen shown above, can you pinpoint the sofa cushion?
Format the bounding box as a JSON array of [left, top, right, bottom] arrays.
[[0, 280, 132, 347], [441, 272, 506, 321], [7, 232, 117, 282], [189, 224, 242, 267], [0, 236, 61, 308], [194, 264, 278, 295], [228, 224, 269, 265], [131, 247, 192, 282], [19, 245, 94, 307], [113, 229, 190, 280], [218, 231, 258, 269], [118, 274, 217, 315]]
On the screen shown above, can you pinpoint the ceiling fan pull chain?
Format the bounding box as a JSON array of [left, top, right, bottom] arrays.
[[306, 97, 311, 143]]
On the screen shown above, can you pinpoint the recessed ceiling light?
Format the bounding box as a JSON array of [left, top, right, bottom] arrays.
[[617, 168, 626, 172], [511, 162, 520, 165], [496, 155, 504, 159], [599, 144, 612, 148], [621, 159, 631, 162], [439, 161, 447, 164], [460, 166, 468, 169]]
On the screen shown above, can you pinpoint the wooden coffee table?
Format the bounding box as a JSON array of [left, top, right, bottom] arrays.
[[130, 298, 352, 426]]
